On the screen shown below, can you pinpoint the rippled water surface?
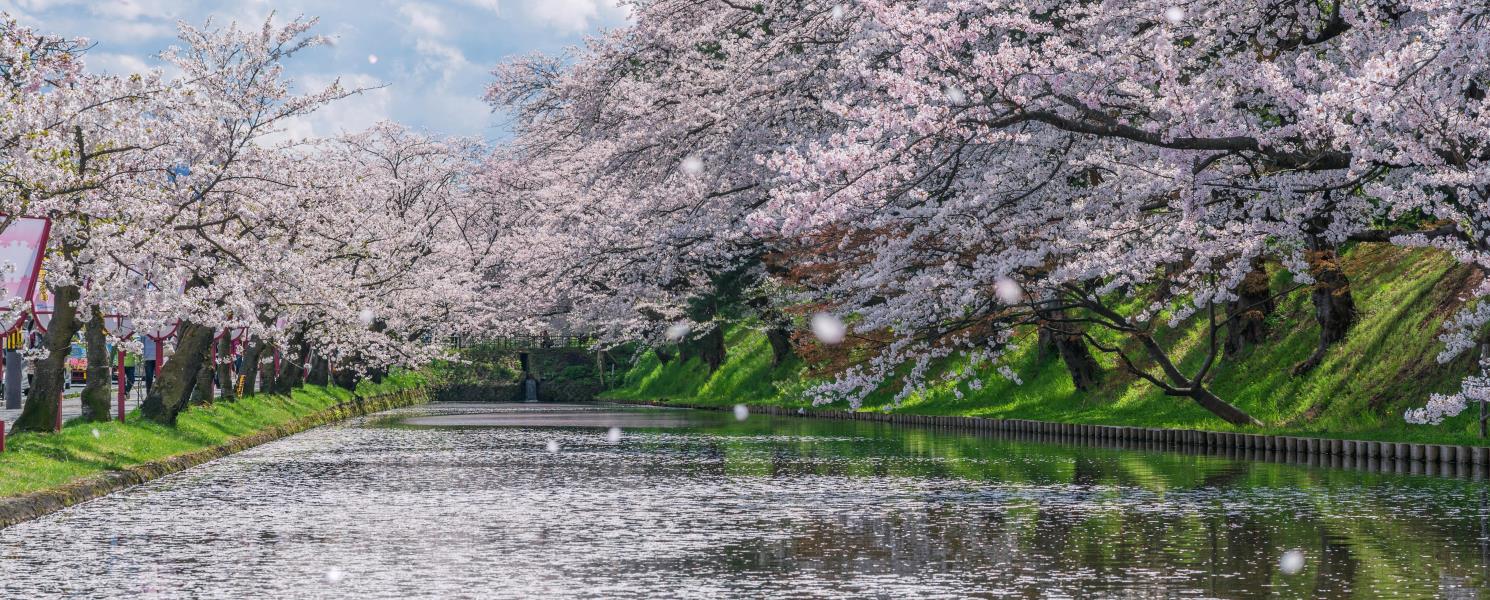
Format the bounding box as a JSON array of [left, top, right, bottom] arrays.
[[3, 402, 1489, 598]]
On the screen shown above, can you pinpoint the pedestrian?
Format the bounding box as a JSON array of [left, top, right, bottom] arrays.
[[123, 351, 138, 396], [142, 336, 157, 393]]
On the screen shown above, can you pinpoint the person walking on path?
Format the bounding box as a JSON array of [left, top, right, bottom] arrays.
[[142, 336, 157, 394], [123, 351, 138, 396]]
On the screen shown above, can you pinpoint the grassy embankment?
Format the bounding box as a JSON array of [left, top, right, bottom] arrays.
[[603, 243, 1490, 445], [0, 372, 427, 498]]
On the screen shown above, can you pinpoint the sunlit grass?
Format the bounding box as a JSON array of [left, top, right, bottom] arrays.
[[604, 244, 1490, 445], [0, 372, 426, 498], [606, 326, 808, 408]]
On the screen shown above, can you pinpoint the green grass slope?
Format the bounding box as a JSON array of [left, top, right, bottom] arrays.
[[602, 244, 1488, 445]]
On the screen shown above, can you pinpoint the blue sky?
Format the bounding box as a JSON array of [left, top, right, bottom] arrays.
[[1, 0, 629, 141]]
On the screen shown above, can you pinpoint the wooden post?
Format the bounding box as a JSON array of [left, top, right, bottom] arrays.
[[116, 348, 126, 423]]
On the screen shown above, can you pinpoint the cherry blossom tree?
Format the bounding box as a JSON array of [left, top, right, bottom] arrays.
[[0, 17, 179, 430], [491, 0, 1490, 428], [485, 0, 850, 369]]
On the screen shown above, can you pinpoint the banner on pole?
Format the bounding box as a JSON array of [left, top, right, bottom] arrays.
[[0, 216, 51, 334]]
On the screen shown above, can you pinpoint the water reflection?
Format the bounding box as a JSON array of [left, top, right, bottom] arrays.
[[0, 402, 1485, 598]]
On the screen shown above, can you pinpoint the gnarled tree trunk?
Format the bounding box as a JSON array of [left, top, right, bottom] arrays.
[[333, 361, 360, 390], [140, 320, 216, 425], [273, 329, 308, 394], [191, 341, 215, 405], [1225, 260, 1274, 356], [215, 331, 236, 402], [307, 355, 329, 386], [14, 284, 82, 432], [79, 307, 112, 421], [1073, 288, 1262, 427], [698, 327, 725, 372], [1052, 332, 1101, 391], [239, 337, 263, 398], [765, 328, 793, 367], [1294, 241, 1356, 375], [1037, 309, 1102, 391]]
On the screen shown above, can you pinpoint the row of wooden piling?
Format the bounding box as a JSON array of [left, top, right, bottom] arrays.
[[620, 400, 1490, 477]]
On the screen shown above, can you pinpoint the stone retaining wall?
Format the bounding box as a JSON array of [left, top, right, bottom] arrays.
[[615, 399, 1490, 479], [0, 387, 429, 529]]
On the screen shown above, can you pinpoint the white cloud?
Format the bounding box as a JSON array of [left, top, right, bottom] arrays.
[[521, 0, 625, 32], [457, 0, 499, 14], [411, 92, 491, 136], [413, 38, 471, 84], [88, 0, 161, 21], [90, 19, 176, 41], [261, 72, 392, 145], [87, 52, 151, 75], [397, 2, 446, 37], [4, 0, 622, 140], [8, 0, 82, 12]]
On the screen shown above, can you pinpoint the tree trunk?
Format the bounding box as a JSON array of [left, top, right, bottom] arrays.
[[1225, 260, 1274, 356], [307, 354, 329, 386], [140, 320, 216, 425], [215, 331, 236, 402], [1037, 309, 1102, 391], [79, 307, 112, 421], [765, 328, 793, 367], [699, 327, 725, 372], [1037, 326, 1057, 360], [191, 342, 214, 405], [1133, 332, 1263, 427], [14, 284, 82, 432], [272, 330, 308, 394], [240, 337, 263, 398], [332, 362, 360, 390], [654, 346, 674, 364], [1052, 330, 1102, 391], [1187, 386, 1263, 427], [1293, 242, 1357, 375]]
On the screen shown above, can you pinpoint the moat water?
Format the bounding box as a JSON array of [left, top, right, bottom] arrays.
[[2, 402, 1487, 598]]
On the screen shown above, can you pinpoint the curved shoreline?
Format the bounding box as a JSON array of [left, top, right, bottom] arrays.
[[0, 387, 429, 529]]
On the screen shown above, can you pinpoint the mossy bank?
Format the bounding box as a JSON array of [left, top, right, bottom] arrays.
[[603, 244, 1490, 446]]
